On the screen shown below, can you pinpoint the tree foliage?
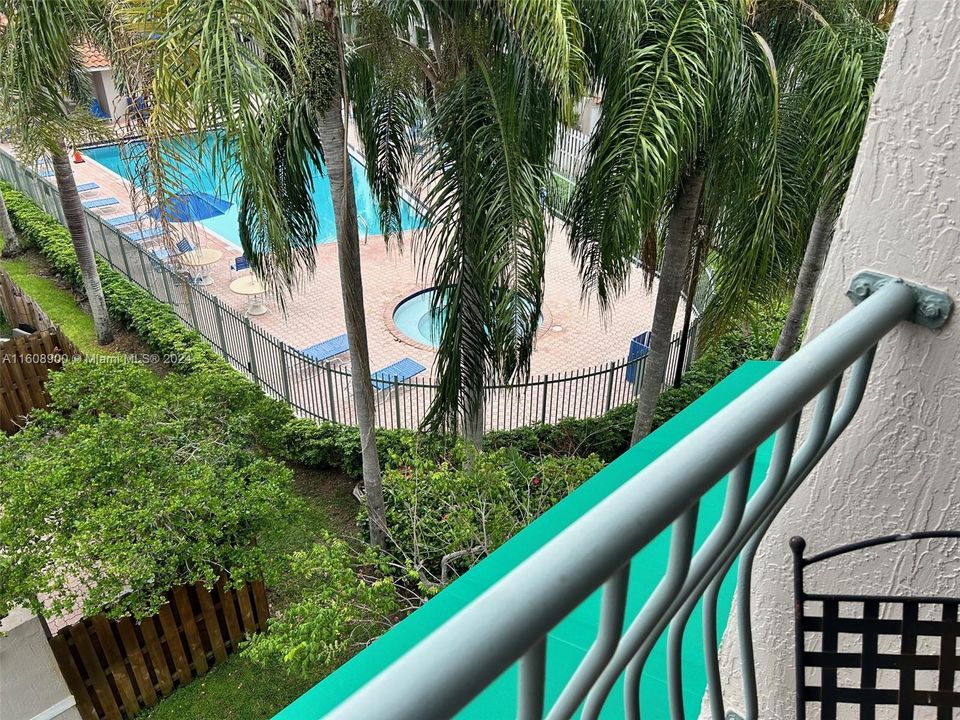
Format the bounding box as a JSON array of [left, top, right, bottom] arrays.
[[365, 445, 605, 586], [243, 533, 399, 677], [702, 0, 891, 339], [0, 361, 293, 621], [0, 0, 110, 160]]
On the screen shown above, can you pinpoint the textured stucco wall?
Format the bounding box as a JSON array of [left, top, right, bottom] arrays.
[[0, 608, 81, 720], [711, 0, 960, 717]]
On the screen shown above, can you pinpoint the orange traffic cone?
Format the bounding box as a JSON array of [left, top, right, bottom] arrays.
[[72, 149, 84, 163]]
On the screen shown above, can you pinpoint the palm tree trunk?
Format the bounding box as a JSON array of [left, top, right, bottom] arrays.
[[631, 169, 705, 445], [463, 400, 484, 452], [0, 189, 21, 256], [772, 207, 835, 361], [50, 147, 113, 344], [316, 4, 387, 548]]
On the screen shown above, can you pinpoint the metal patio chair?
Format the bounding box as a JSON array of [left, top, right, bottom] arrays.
[[792, 531, 960, 719]]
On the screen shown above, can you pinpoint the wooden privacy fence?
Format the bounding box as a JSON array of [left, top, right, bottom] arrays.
[[0, 267, 80, 431], [47, 578, 269, 720], [0, 265, 66, 334], [0, 329, 78, 433]]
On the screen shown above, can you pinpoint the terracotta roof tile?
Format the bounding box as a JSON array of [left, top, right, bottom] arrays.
[[77, 42, 110, 71]]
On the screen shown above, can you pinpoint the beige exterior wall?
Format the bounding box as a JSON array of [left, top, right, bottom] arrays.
[[711, 0, 960, 717], [0, 608, 81, 720]]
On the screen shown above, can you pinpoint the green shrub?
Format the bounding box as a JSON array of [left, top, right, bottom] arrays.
[[367, 446, 605, 585], [1, 182, 225, 372], [243, 533, 399, 677], [0, 360, 294, 621], [485, 309, 784, 461], [276, 419, 454, 480]]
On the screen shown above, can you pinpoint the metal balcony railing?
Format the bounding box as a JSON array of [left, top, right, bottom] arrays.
[[323, 272, 951, 720]]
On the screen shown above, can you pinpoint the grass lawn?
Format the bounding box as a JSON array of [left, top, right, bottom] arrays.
[[1, 252, 103, 354], [140, 468, 362, 720], [138, 653, 327, 720], [1, 249, 163, 363]]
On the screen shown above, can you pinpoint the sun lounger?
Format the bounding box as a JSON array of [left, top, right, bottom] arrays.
[[371, 357, 426, 390], [76, 182, 100, 192], [303, 334, 349, 364], [82, 197, 119, 209], [123, 227, 164, 243], [105, 213, 140, 227]]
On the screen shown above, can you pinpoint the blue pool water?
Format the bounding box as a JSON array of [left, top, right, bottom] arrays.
[[393, 288, 544, 347], [393, 289, 443, 346], [84, 135, 422, 247]]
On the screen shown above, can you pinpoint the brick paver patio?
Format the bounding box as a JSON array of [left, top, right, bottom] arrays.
[[61, 147, 686, 380]]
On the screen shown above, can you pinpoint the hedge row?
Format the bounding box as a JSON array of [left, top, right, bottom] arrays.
[[1, 181, 784, 472], [0, 182, 421, 477], [2, 182, 226, 373], [484, 310, 785, 461]]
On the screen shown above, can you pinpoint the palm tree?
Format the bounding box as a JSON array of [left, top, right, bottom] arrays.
[[314, 0, 390, 547], [770, 5, 890, 359], [376, 1, 585, 440], [0, 1, 114, 343], [568, 0, 759, 444], [697, 1, 892, 360], [116, 0, 394, 546]]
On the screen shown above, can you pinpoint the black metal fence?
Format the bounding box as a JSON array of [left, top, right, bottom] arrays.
[[0, 150, 699, 430]]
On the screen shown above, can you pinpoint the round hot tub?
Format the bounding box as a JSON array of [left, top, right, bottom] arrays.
[[392, 289, 444, 347], [392, 288, 545, 348]]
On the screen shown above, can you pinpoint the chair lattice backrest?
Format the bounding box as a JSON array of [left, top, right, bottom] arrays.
[[792, 532, 960, 720]]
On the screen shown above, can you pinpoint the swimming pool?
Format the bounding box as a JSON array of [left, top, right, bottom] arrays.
[[393, 289, 444, 346], [84, 135, 422, 248], [393, 288, 544, 348]]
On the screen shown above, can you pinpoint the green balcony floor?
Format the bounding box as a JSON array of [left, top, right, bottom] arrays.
[[276, 360, 780, 719]]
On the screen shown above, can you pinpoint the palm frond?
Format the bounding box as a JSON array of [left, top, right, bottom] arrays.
[[349, 5, 421, 245], [568, 0, 741, 309], [0, 0, 109, 159], [417, 51, 557, 431], [118, 0, 325, 291], [700, 28, 786, 338], [784, 14, 886, 204], [491, 0, 587, 111]]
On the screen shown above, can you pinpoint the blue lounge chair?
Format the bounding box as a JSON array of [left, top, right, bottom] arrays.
[[76, 182, 100, 192], [371, 358, 426, 390], [150, 238, 196, 262], [105, 213, 140, 227], [90, 99, 110, 120], [230, 256, 250, 276], [83, 197, 119, 209], [123, 227, 164, 243], [39, 170, 54, 178], [303, 334, 349, 363]]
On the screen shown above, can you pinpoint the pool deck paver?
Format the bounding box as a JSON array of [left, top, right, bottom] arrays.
[[14, 146, 686, 378]]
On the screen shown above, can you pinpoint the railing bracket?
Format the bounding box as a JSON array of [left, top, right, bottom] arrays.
[[848, 271, 953, 329]]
